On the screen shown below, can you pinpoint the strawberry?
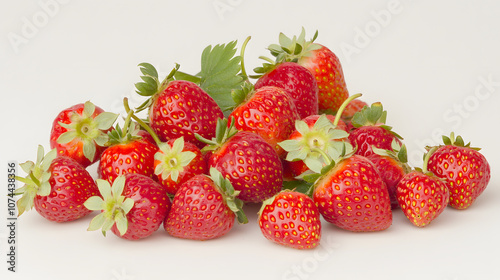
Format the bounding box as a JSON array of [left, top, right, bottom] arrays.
[[258, 190, 321, 250], [165, 168, 248, 241], [198, 118, 283, 203], [50, 101, 118, 168], [228, 83, 300, 157], [134, 63, 224, 148], [15, 145, 99, 222], [426, 133, 491, 210], [154, 136, 207, 195], [348, 102, 403, 157], [254, 61, 318, 119], [311, 153, 392, 232], [266, 28, 349, 113], [85, 173, 171, 240]]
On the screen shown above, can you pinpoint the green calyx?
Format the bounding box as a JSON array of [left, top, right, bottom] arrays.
[[208, 168, 248, 224], [84, 176, 135, 237], [267, 27, 322, 64], [154, 137, 196, 183], [351, 102, 403, 139], [196, 118, 239, 154], [135, 63, 179, 112], [230, 81, 254, 108], [57, 101, 118, 161], [372, 140, 412, 174], [14, 145, 57, 216], [441, 132, 480, 150]]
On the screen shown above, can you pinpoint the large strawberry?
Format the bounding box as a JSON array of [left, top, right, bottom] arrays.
[[254, 61, 318, 119], [135, 63, 224, 148], [198, 118, 283, 203], [85, 173, 171, 240], [258, 190, 321, 250], [15, 145, 99, 222], [311, 153, 392, 232], [50, 101, 118, 168], [228, 83, 300, 157], [165, 168, 247, 241], [266, 28, 349, 113], [426, 133, 491, 210], [348, 102, 403, 157]]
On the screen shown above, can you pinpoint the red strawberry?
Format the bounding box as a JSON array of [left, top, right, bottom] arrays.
[[135, 63, 224, 148], [85, 173, 171, 240], [165, 168, 248, 240], [348, 102, 403, 157], [426, 133, 491, 210], [254, 61, 318, 119], [228, 83, 300, 157], [154, 137, 207, 195], [199, 119, 283, 203], [267, 28, 349, 113], [312, 154, 392, 232], [258, 190, 321, 250], [15, 145, 99, 222], [50, 101, 118, 168]]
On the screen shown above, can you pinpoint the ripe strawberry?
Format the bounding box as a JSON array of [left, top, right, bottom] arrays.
[[135, 63, 224, 148], [228, 83, 300, 157], [254, 61, 318, 119], [165, 168, 248, 241], [15, 145, 99, 222], [348, 102, 402, 157], [312, 154, 392, 232], [267, 28, 349, 113], [154, 137, 207, 195], [426, 133, 491, 210], [50, 101, 118, 168], [258, 190, 321, 250], [85, 173, 171, 240], [199, 118, 283, 203]]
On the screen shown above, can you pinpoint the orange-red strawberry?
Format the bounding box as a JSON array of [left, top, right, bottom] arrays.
[[85, 173, 171, 240], [15, 146, 99, 222], [258, 190, 321, 250], [426, 133, 491, 210], [50, 101, 118, 167], [165, 168, 247, 240]]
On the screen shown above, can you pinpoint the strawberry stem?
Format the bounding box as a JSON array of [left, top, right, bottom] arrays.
[[333, 93, 362, 126], [123, 97, 162, 146], [239, 36, 251, 80]]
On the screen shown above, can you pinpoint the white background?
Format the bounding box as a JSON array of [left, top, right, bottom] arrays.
[[1, 1, 499, 280]]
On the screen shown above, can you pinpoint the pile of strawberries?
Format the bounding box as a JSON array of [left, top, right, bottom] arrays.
[[15, 28, 491, 249]]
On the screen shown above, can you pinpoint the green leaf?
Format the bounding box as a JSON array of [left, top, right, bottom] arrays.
[[138, 62, 158, 79]]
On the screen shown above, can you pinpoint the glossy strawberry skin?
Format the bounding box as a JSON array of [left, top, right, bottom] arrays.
[[298, 45, 349, 113], [396, 171, 449, 227], [34, 156, 99, 222], [149, 80, 224, 148], [259, 191, 321, 250], [427, 145, 491, 210], [366, 154, 407, 209], [228, 86, 300, 157], [110, 173, 171, 240], [313, 155, 392, 232], [209, 131, 283, 203], [98, 139, 158, 184], [49, 103, 108, 167], [255, 62, 318, 119], [348, 126, 401, 157], [155, 139, 208, 195], [165, 174, 236, 240]]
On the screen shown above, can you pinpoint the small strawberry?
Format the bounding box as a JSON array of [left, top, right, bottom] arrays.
[[348, 102, 403, 157], [85, 173, 171, 240], [198, 118, 283, 203], [228, 83, 300, 157], [50, 101, 118, 167], [426, 133, 491, 210], [165, 168, 248, 241], [396, 151, 450, 227], [258, 190, 321, 250], [267, 28, 349, 113], [135, 63, 224, 148], [254, 61, 318, 119], [15, 145, 99, 222]]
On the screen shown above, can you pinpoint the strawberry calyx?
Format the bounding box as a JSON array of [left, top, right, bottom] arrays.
[[208, 167, 248, 224], [14, 145, 57, 216], [57, 101, 118, 162], [84, 175, 135, 236], [371, 140, 412, 174], [267, 27, 322, 64], [135, 63, 180, 113], [154, 137, 196, 183], [427, 132, 480, 151], [196, 118, 239, 154], [351, 102, 403, 140]]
